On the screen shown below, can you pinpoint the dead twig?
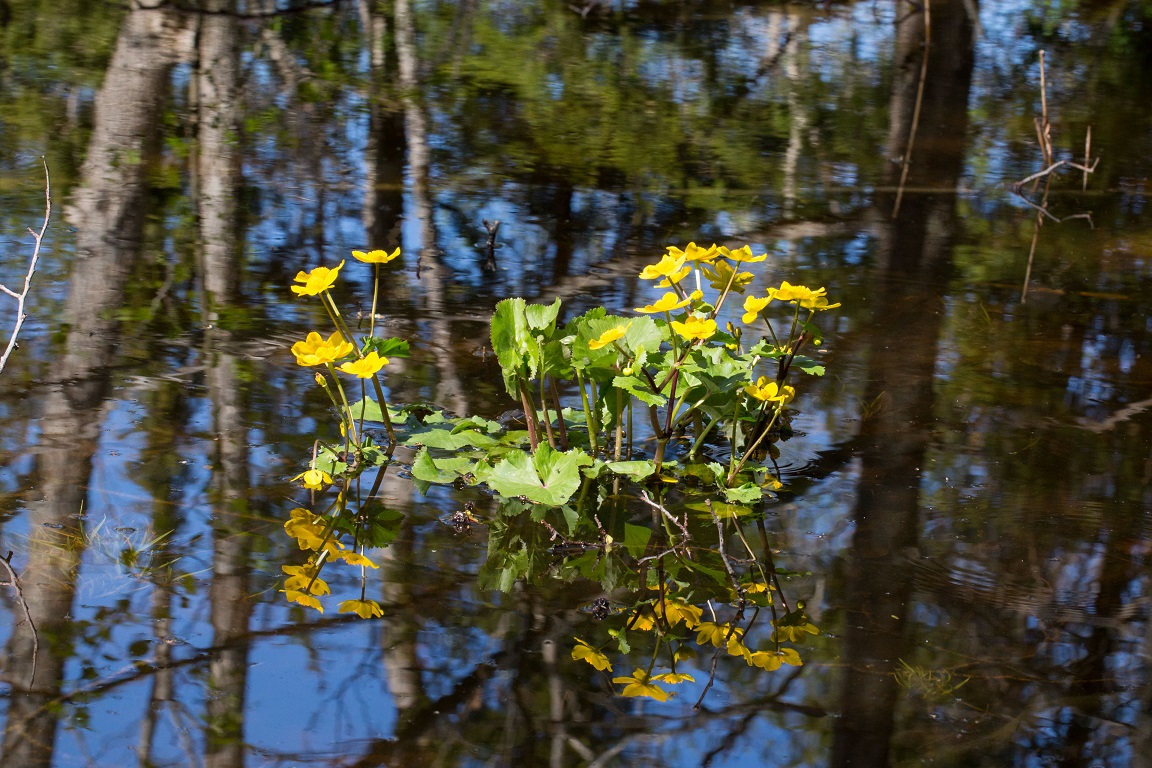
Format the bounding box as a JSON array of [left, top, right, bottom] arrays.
[[0, 552, 38, 687], [892, 0, 931, 220], [1, 160, 51, 375]]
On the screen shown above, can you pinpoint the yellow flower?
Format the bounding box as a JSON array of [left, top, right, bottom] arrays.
[[352, 247, 401, 264], [292, 331, 354, 367], [747, 648, 803, 670], [612, 669, 669, 702], [338, 598, 385, 618], [291, 260, 344, 296], [718, 245, 768, 263], [769, 281, 841, 310], [588, 323, 631, 350], [639, 253, 687, 281], [652, 671, 695, 684], [670, 316, 717, 342], [666, 242, 720, 263], [292, 468, 333, 490], [337, 351, 388, 378], [635, 292, 691, 314], [702, 259, 754, 293], [281, 563, 321, 592], [571, 639, 613, 672], [741, 295, 772, 325], [337, 551, 380, 568], [744, 376, 795, 405], [284, 589, 324, 612]]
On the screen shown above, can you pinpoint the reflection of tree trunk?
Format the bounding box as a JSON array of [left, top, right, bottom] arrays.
[[395, 0, 468, 416], [380, 519, 426, 714], [831, 2, 975, 766], [195, 6, 254, 764], [0, 8, 190, 766], [197, 1, 242, 311]]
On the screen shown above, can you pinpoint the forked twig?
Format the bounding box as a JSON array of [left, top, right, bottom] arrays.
[[1, 553, 38, 687], [0, 160, 51, 375]]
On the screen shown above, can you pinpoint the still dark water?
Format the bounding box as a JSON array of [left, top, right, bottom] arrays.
[[3, 0, 1152, 766]]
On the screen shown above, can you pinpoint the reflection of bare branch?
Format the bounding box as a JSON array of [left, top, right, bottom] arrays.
[[0, 161, 50, 375], [134, 0, 337, 19], [891, 0, 931, 219], [0, 553, 38, 687]]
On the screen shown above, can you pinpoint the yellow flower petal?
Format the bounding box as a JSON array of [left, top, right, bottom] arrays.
[[337, 351, 388, 378]]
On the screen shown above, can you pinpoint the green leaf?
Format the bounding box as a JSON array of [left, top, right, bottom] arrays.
[[474, 445, 593, 506], [686, 500, 753, 518], [790, 354, 825, 376], [611, 374, 666, 407], [362, 337, 410, 358], [525, 298, 562, 332]]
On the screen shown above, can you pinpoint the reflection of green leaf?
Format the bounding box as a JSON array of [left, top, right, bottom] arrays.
[[405, 427, 498, 450], [723, 484, 763, 504], [623, 523, 652, 557], [411, 448, 478, 483], [474, 445, 593, 506], [686, 501, 752, 518], [605, 460, 657, 480]]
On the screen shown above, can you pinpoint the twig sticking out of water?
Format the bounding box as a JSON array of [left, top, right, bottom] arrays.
[[482, 219, 501, 272], [0, 160, 50, 375], [0, 552, 38, 687], [1017, 51, 1098, 303]]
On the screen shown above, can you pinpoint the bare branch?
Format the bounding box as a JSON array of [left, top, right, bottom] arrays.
[[0, 160, 51, 375], [0, 553, 38, 687]]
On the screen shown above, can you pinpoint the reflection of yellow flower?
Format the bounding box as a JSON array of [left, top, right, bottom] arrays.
[[658, 599, 703, 629], [292, 468, 333, 490], [352, 247, 401, 264], [748, 648, 803, 670], [635, 292, 691, 314], [653, 671, 695, 684], [741, 295, 771, 324], [744, 376, 795, 405], [670, 316, 717, 342], [292, 331, 354, 367], [718, 245, 768, 263], [588, 324, 631, 350], [291, 261, 344, 296], [338, 599, 385, 618], [666, 242, 719, 263], [285, 590, 324, 612], [696, 622, 742, 648], [338, 351, 388, 378], [282, 563, 325, 593], [769, 281, 841, 310], [612, 669, 669, 701], [772, 621, 820, 643], [337, 551, 380, 568], [572, 639, 613, 671]]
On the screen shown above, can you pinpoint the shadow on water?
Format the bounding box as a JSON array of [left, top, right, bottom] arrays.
[[2, 0, 1152, 766]]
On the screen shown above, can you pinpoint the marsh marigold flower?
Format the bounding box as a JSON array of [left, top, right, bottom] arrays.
[[745, 376, 795, 405], [352, 247, 401, 264], [741, 295, 772, 324], [769, 281, 841, 310], [588, 324, 630, 350], [666, 242, 719, 263], [670, 316, 717, 342], [292, 331, 354, 367], [338, 351, 388, 378], [639, 253, 691, 286], [292, 468, 333, 490], [291, 260, 344, 296], [635, 292, 692, 314], [718, 245, 768, 263]]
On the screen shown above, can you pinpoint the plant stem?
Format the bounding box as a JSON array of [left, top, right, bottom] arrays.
[[549, 377, 569, 451], [575, 368, 598, 454]]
